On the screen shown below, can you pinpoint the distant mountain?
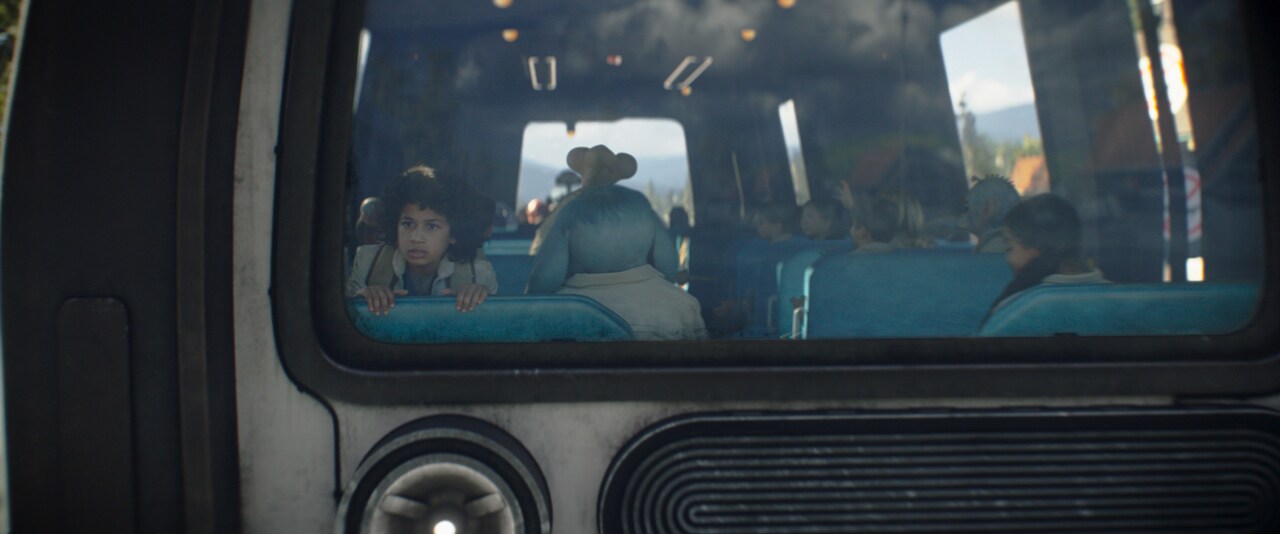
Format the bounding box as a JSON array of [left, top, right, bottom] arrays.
[[516, 156, 689, 207], [973, 103, 1042, 144]]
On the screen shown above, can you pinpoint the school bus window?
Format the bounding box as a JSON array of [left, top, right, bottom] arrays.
[[342, 0, 1264, 345]]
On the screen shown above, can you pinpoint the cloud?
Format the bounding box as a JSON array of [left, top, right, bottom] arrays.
[[949, 70, 1035, 114], [520, 119, 688, 169]]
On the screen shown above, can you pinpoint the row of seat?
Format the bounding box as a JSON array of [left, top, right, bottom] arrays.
[[348, 238, 1259, 342], [801, 250, 1011, 338], [796, 248, 1257, 338]]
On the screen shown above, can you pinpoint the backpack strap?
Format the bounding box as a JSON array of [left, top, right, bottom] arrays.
[[365, 244, 399, 288]]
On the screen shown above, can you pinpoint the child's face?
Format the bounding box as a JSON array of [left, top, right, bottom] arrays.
[[396, 203, 454, 273], [753, 217, 782, 241], [850, 223, 871, 247], [1003, 226, 1040, 273], [800, 205, 832, 239]]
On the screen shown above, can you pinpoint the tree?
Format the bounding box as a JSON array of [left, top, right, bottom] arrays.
[[0, 0, 22, 124], [956, 97, 1000, 178]]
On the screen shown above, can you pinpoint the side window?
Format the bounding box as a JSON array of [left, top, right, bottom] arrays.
[[778, 99, 810, 205], [941, 1, 1048, 194], [338, 0, 1263, 347]]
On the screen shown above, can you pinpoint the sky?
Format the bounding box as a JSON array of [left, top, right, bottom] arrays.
[[939, 1, 1038, 115]]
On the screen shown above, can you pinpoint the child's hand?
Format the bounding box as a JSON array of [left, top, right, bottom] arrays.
[[838, 180, 855, 211], [442, 283, 490, 313], [358, 285, 408, 316]]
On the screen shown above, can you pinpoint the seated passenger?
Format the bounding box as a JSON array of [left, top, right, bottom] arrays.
[[965, 175, 1021, 253], [800, 197, 851, 241], [355, 196, 383, 246], [752, 202, 801, 244], [850, 197, 899, 254], [985, 193, 1108, 316], [525, 145, 677, 292], [347, 166, 498, 315], [790, 196, 898, 314], [881, 191, 933, 249], [532, 185, 707, 340], [530, 145, 634, 254]]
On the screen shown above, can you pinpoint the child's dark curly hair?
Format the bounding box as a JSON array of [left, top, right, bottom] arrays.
[[446, 185, 494, 263], [379, 165, 490, 263]]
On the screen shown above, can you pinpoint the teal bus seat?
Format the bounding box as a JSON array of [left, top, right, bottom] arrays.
[[739, 239, 843, 336], [488, 253, 536, 295], [732, 239, 769, 298], [979, 282, 1259, 336], [483, 238, 534, 256], [803, 251, 1012, 338], [349, 295, 634, 343], [776, 241, 853, 337]]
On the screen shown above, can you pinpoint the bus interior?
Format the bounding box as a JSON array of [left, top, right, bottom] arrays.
[[336, 0, 1263, 348]]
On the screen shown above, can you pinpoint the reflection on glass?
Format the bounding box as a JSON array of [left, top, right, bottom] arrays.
[[778, 100, 810, 206], [1132, 0, 1202, 279]]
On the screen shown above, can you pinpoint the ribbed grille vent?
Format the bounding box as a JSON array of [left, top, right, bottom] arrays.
[[599, 409, 1280, 533]]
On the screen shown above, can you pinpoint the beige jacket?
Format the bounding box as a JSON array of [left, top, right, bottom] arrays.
[[557, 265, 707, 341], [347, 244, 499, 297]]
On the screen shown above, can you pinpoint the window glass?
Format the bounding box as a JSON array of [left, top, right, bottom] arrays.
[[345, 0, 1263, 344]]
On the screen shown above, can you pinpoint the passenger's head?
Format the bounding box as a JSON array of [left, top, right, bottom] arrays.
[[566, 145, 638, 188], [850, 197, 898, 246], [526, 185, 677, 294], [525, 198, 550, 225], [355, 196, 384, 245], [880, 191, 928, 247], [380, 166, 454, 273], [800, 197, 850, 240], [966, 175, 1021, 235], [1001, 193, 1082, 274], [560, 186, 665, 274], [752, 202, 799, 242], [667, 206, 691, 235], [358, 197, 381, 224]]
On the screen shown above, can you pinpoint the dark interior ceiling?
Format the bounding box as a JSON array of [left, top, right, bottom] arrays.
[[361, 0, 1008, 107]]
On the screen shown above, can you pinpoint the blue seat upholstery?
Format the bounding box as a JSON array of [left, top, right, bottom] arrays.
[[979, 282, 1259, 336], [348, 295, 634, 343], [736, 238, 835, 336], [803, 251, 1012, 338], [483, 238, 534, 256], [488, 253, 536, 295], [732, 239, 769, 298], [776, 241, 853, 337]]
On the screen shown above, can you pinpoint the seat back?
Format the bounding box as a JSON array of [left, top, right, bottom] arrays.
[[979, 282, 1259, 336], [483, 238, 534, 256], [348, 295, 634, 343], [488, 253, 536, 295], [776, 241, 853, 337], [738, 239, 834, 336], [803, 251, 1011, 338], [732, 238, 770, 298]]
